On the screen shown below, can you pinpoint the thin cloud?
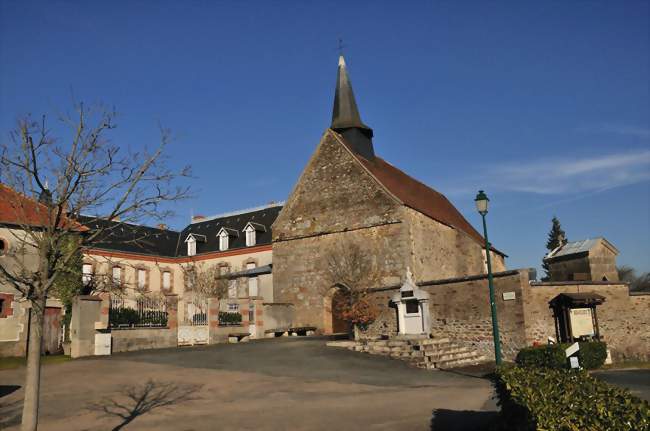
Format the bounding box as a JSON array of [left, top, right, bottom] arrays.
[[443, 150, 650, 196], [577, 123, 650, 139]]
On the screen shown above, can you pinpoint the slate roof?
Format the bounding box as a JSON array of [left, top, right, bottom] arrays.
[[177, 204, 282, 256], [545, 237, 618, 261], [80, 203, 283, 258], [333, 133, 505, 256], [80, 216, 181, 257]]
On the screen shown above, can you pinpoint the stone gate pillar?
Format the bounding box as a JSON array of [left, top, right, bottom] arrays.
[[70, 295, 102, 358]]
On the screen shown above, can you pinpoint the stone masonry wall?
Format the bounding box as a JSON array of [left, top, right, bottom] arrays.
[[272, 131, 410, 331], [404, 207, 506, 281], [273, 224, 410, 329], [522, 282, 650, 360], [272, 131, 402, 241], [360, 270, 529, 360], [422, 271, 528, 360]]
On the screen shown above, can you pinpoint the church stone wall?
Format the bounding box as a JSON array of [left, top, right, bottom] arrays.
[[272, 131, 402, 242], [588, 242, 618, 281], [273, 224, 410, 329], [404, 208, 503, 281]]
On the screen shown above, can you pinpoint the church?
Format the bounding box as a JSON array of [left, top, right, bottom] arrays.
[[272, 56, 507, 333]]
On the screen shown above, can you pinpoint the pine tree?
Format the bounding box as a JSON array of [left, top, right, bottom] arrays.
[[542, 216, 567, 280]]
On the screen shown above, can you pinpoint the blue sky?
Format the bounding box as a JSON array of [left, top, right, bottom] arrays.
[[1, 1, 648, 274]]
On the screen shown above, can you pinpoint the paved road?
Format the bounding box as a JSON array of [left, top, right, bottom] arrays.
[[0, 338, 497, 431], [593, 369, 650, 402]]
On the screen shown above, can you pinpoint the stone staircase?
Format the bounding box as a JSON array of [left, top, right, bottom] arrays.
[[333, 336, 488, 370]]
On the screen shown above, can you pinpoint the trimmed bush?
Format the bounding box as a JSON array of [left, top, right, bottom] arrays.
[[516, 344, 566, 369], [516, 341, 608, 370], [495, 365, 650, 430], [577, 341, 607, 369]]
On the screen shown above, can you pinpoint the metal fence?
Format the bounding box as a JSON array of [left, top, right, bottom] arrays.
[[109, 296, 168, 328], [182, 297, 208, 326]]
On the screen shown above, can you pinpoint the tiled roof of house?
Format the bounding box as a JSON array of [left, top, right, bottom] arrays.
[[0, 184, 85, 231], [333, 133, 505, 256]]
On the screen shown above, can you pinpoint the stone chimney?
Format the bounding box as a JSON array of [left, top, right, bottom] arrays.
[[157, 223, 167, 230], [192, 215, 206, 223]]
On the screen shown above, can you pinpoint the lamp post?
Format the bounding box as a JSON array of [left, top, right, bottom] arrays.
[[475, 190, 502, 365]]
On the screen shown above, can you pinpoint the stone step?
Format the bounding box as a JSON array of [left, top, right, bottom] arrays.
[[417, 338, 451, 346], [423, 347, 471, 357], [434, 355, 488, 369]]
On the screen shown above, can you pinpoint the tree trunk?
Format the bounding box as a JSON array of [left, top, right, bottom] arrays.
[[21, 296, 46, 431]]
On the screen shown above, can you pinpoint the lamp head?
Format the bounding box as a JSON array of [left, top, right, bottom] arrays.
[[475, 190, 489, 215]]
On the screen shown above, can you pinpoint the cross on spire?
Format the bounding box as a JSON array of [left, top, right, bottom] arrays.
[[337, 37, 347, 56]]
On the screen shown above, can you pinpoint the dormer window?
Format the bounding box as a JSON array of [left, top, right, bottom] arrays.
[[217, 228, 238, 251], [184, 233, 206, 257], [243, 222, 266, 247], [187, 237, 196, 256], [245, 225, 256, 247]]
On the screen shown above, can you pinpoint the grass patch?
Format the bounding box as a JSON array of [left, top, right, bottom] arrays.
[[0, 355, 71, 370]]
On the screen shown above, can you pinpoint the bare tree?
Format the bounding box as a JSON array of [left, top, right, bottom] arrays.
[[324, 242, 381, 336], [0, 103, 190, 431], [180, 262, 231, 300], [618, 265, 650, 292]]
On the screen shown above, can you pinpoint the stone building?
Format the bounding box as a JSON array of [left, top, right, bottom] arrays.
[[82, 203, 283, 333], [543, 237, 619, 282], [0, 185, 65, 357], [272, 56, 506, 333]]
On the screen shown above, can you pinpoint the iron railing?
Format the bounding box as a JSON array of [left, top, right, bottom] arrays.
[[109, 296, 168, 328]]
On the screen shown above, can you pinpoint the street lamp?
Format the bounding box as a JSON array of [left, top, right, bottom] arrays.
[[475, 190, 502, 365]]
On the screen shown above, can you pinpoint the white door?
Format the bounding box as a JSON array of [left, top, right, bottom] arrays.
[[247, 263, 258, 297], [248, 303, 256, 338], [402, 300, 424, 334]]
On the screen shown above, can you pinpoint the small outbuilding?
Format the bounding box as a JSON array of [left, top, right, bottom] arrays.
[[544, 237, 619, 282]]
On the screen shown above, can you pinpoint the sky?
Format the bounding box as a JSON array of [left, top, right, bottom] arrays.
[[1, 1, 649, 275]]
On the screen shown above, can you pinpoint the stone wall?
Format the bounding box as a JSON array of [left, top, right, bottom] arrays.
[[404, 207, 505, 281], [421, 270, 528, 360], [263, 303, 294, 332], [522, 282, 650, 360], [111, 327, 177, 353], [547, 255, 591, 282], [273, 224, 410, 329]]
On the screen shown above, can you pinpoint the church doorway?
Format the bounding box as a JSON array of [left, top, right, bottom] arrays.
[[324, 286, 349, 334]]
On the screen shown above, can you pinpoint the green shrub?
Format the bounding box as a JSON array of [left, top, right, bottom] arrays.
[[495, 365, 650, 430], [516, 344, 566, 369], [218, 311, 242, 326], [577, 341, 607, 369], [516, 341, 608, 370]]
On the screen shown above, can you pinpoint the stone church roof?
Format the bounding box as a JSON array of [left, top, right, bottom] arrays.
[[332, 133, 505, 256]]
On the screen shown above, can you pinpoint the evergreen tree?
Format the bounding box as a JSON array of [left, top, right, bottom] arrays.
[[542, 216, 567, 280]]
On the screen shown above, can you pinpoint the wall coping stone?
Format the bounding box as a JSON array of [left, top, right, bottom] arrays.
[[372, 269, 526, 292], [530, 281, 629, 287]]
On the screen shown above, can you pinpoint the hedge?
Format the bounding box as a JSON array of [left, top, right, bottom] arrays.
[[218, 311, 242, 326], [516, 341, 607, 370], [495, 365, 650, 430]]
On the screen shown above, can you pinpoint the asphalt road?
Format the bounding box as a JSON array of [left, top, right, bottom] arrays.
[[593, 369, 650, 402], [0, 337, 497, 431]]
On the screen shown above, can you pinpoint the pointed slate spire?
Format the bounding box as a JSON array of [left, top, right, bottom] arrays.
[[331, 56, 375, 160]]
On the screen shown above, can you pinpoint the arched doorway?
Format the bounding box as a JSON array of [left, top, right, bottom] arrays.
[[323, 286, 349, 334]]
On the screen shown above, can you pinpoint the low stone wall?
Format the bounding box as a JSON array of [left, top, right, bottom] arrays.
[[523, 282, 650, 361], [420, 270, 528, 360], [111, 327, 177, 353], [362, 270, 530, 360], [262, 303, 295, 332]]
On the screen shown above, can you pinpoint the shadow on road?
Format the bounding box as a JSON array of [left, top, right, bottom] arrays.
[[0, 385, 20, 398], [430, 409, 499, 431], [87, 379, 202, 431]]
